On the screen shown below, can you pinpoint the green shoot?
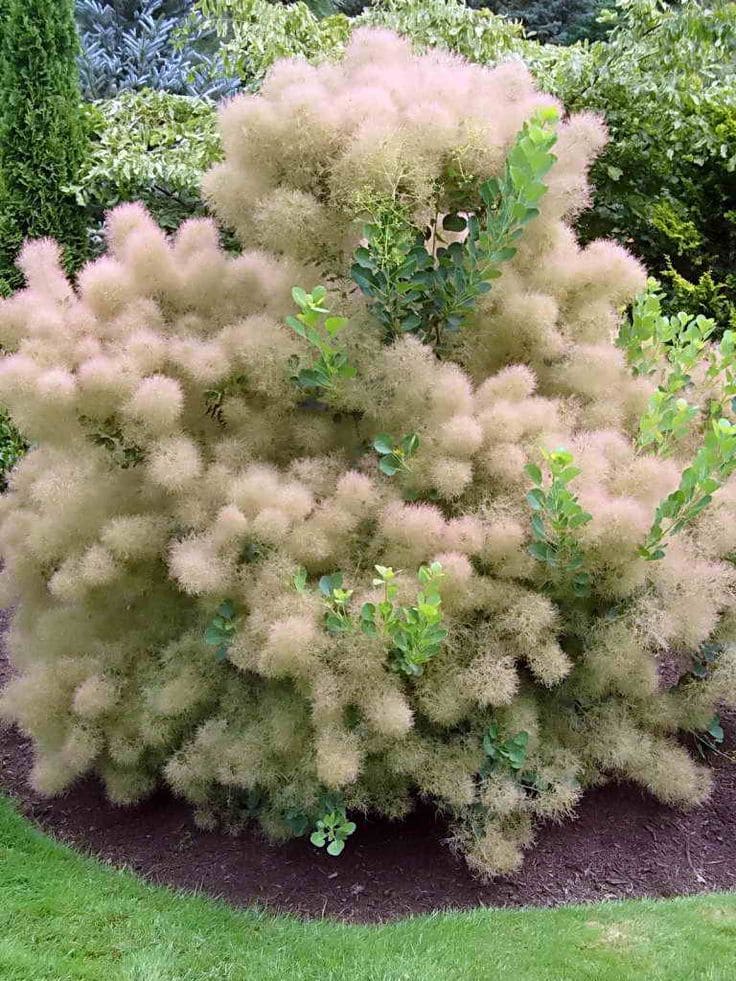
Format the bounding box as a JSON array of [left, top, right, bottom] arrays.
[[318, 572, 353, 634], [204, 600, 237, 661], [525, 448, 592, 596], [361, 562, 447, 677], [373, 432, 420, 476], [293, 567, 308, 593], [310, 803, 356, 857], [640, 417, 736, 560], [286, 285, 355, 397]]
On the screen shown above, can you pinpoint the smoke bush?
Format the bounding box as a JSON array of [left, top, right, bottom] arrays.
[[1, 30, 736, 876]]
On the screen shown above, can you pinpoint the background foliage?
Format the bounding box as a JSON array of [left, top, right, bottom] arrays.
[[271, 0, 613, 44], [73, 91, 223, 252], [459, 0, 612, 44], [559, 0, 736, 331], [190, 0, 352, 88], [75, 0, 238, 99]]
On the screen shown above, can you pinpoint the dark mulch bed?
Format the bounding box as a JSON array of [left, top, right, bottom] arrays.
[[1, 609, 735, 923]]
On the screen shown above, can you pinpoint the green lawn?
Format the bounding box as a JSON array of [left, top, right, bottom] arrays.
[[1, 795, 735, 981]]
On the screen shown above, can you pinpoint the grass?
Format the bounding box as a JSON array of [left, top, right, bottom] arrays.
[[1, 795, 735, 981]]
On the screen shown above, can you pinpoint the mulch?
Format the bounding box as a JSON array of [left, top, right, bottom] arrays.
[[1, 608, 735, 923]]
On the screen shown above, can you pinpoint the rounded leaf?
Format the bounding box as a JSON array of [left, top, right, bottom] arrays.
[[373, 434, 395, 455]]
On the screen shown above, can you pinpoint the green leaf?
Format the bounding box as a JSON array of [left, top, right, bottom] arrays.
[[379, 457, 399, 476], [442, 213, 467, 232], [326, 838, 345, 856], [292, 286, 309, 308], [285, 811, 309, 836], [319, 573, 342, 596], [204, 625, 224, 645], [353, 247, 375, 269], [373, 434, 395, 455], [325, 613, 348, 634], [569, 512, 592, 528], [531, 514, 545, 538], [525, 463, 542, 484], [528, 541, 550, 562], [310, 831, 326, 848], [527, 488, 545, 510], [361, 603, 376, 621], [400, 433, 420, 456], [218, 600, 235, 620], [707, 717, 725, 743], [286, 315, 307, 337], [400, 314, 422, 333], [351, 269, 375, 294], [324, 316, 348, 336]]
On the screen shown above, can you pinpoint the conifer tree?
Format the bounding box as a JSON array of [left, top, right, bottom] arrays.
[[0, 0, 88, 295]]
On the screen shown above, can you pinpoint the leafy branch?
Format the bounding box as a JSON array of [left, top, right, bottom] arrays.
[[204, 374, 248, 425], [351, 106, 559, 350], [481, 723, 529, 775], [286, 285, 355, 398], [318, 572, 354, 635], [525, 449, 592, 596], [79, 414, 145, 469], [691, 715, 725, 759], [640, 417, 736, 560], [297, 562, 448, 677], [620, 280, 718, 455], [361, 563, 447, 677], [204, 600, 237, 661]]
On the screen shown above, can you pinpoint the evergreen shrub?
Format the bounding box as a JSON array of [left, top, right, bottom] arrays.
[[1, 30, 735, 875], [0, 0, 88, 295]]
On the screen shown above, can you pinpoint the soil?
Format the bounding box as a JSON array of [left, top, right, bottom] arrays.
[[1, 609, 735, 924]]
